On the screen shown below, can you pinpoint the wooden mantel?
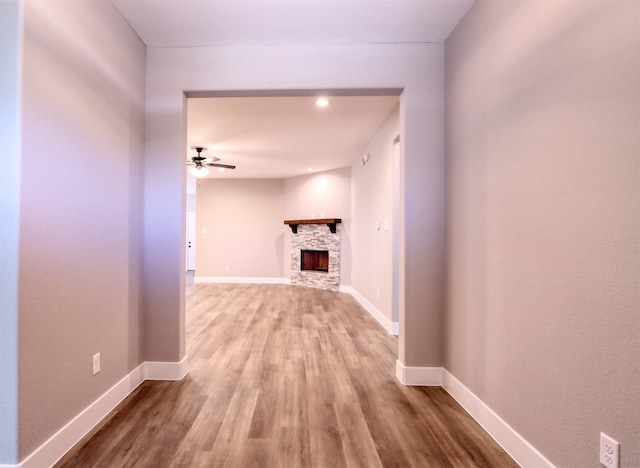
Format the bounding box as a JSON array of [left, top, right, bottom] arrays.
[[284, 218, 342, 234]]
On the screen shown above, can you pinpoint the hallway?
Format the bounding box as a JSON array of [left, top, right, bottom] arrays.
[[59, 283, 516, 467]]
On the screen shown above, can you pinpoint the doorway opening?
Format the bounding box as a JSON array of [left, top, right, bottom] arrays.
[[183, 89, 404, 356]]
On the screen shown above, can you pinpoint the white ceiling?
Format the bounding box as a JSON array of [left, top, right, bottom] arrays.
[[111, 0, 474, 180], [111, 0, 474, 48], [187, 95, 399, 179]]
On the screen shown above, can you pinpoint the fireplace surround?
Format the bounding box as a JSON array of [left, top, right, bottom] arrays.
[[285, 219, 341, 291]]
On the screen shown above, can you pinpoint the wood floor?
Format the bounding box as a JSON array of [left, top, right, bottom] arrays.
[[60, 283, 517, 467]]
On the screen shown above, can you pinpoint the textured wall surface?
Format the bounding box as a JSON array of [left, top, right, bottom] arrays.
[[195, 178, 285, 278], [18, 0, 146, 458], [445, 1, 640, 466], [351, 106, 399, 322], [195, 169, 351, 283]]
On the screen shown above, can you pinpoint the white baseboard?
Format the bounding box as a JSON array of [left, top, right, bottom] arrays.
[[9, 356, 554, 468], [395, 360, 443, 386], [16, 359, 188, 468], [394, 363, 554, 467], [341, 286, 399, 336], [144, 356, 189, 381], [442, 370, 554, 468], [195, 276, 290, 285]]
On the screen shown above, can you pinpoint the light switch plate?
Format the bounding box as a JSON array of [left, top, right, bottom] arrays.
[[92, 353, 100, 376]]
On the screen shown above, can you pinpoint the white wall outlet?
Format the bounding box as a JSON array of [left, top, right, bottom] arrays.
[[92, 353, 100, 376], [383, 219, 390, 231], [376, 289, 380, 299], [600, 433, 619, 468]]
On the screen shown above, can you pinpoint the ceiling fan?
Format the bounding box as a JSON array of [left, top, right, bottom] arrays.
[[187, 146, 236, 177]]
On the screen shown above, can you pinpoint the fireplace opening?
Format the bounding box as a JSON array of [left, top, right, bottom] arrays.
[[301, 249, 329, 272]]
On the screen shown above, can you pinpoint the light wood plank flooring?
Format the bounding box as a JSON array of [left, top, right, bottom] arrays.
[[60, 283, 517, 467]]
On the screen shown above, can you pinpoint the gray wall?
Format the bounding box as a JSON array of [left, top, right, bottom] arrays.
[[196, 179, 285, 278], [17, 1, 146, 458], [351, 106, 400, 322], [194, 167, 352, 283], [445, 1, 640, 466], [284, 167, 352, 284], [0, 1, 21, 463]]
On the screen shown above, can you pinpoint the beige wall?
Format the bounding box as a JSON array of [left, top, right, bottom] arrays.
[[196, 179, 285, 278], [17, 0, 146, 458], [351, 106, 400, 321], [445, 1, 640, 466], [195, 168, 352, 283], [284, 167, 352, 284]]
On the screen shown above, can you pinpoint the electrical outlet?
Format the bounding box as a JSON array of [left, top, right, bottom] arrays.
[[376, 289, 380, 299], [92, 353, 100, 376], [600, 433, 619, 468]]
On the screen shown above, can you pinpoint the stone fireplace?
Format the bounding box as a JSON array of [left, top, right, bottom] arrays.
[[285, 219, 341, 291]]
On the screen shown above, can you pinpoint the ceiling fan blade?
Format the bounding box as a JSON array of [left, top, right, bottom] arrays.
[[206, 163, 236, 169]]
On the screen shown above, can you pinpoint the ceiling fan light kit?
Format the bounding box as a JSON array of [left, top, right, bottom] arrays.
[[189, 165, 210, 177]]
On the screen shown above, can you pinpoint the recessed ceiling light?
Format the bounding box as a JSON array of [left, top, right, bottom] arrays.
[[307, 167, 314, 172], [217, 168, 226, 172], [315, 97, 330, 107]]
